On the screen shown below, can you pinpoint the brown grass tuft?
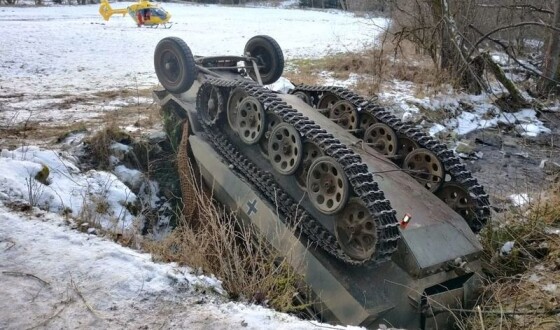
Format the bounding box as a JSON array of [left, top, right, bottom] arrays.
[[286, 38, 445, 98], [85, 124, 132, 170]]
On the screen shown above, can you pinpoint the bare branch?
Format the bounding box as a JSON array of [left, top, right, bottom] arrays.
[[476, 4, 554, 15], [468, 24, 560, 85], [469, 21, 560, 58], [2, 271, 49, 286]]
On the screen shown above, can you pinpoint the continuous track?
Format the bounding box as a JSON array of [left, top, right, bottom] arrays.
[[290, 85, 491, 232], [196, 78, 401, 265]]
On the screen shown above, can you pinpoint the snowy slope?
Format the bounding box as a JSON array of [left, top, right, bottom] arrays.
[[0, 201, 363, 330]]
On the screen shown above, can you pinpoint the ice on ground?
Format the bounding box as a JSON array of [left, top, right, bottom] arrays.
[[429, 123, 446, 137], [319, 71, 362, 87], [542, 284, 558, 293]]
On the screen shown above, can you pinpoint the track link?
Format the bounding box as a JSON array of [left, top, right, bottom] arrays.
[[290, 85, 491, 232], [196, 79, 401, 265]]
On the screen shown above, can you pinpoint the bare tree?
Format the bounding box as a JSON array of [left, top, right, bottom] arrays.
[[538, 0, 560, 95]]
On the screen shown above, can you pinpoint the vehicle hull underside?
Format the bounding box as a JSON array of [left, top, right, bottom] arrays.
[[153, 84, 484, 330]]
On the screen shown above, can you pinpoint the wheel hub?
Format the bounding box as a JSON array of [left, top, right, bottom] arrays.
[[236, 96, 265, 145], [295, 141, 323, 190], [335, 198, 377, 261], [307, 156, 349, 215], [198, 84, 224, 125], [403, 148, 444, 192], [317, 92, 339, 109], [268, 123, 302, 175], [227, 87, 248, 131], [364, 123, 398, 156], [329, 100, 358, 131], [397, 136, 418, 161], [436, 182, 479, 229], [259, 112, 282, 158], [358, 112, 377, 135]]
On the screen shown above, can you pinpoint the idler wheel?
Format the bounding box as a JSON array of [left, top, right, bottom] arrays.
[[198, 85, 224, 125], [295, 141, 324, 190], [227, 87, 248, 131], [329, 100, 359, 131], [403, 148, 444, 192], [358, 112, 378, 135], [268, 123, 303, 175], [364, 123, 398, 156], [293, 91, 312, 105], [236, 97, 265, 145], [317, 92, 339, 109], [396, 135, 419, 162], [335, 198, 377, 261], [259, 112, 283, 158], [154, 37, 197, 94], [307, 156, 349, 215], [436, 182, 479, 231]]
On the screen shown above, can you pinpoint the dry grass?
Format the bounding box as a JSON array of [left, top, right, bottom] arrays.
[[459, 183, 560, 329], [285, 38, 445, 97], [144, 165, 309, 314], [85, 124, 132, 170]]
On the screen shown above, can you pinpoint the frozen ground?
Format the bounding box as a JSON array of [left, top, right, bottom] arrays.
[[0, 2, 386, 127]]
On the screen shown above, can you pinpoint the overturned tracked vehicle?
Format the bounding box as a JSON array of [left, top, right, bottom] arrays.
[[152, 35, 491, 329]]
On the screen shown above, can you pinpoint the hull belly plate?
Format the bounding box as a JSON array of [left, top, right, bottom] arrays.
[[189, 134, 384, 326]]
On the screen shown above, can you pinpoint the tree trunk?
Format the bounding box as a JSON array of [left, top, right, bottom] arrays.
[[431, 0, 485, 93], [538, 0, 560, 95], [482, 53, 530, 112], [338, 0, 346, 11]]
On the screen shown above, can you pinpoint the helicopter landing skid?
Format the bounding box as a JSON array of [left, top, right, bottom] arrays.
[[146, 22, 174, 29]]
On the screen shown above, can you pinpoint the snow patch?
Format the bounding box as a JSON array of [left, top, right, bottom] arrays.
[[500, 241, 515, 256], [509, 193, 531, 207], [0, 146, 137, 232]]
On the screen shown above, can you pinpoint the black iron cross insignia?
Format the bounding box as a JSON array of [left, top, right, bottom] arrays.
[[246, 199, 258, 216]]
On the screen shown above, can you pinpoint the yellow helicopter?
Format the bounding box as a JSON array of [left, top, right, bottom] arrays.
[[99, 0, 173, 28]]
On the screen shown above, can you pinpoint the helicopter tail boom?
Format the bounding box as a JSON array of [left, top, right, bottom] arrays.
[[99, 0, 128, 21]]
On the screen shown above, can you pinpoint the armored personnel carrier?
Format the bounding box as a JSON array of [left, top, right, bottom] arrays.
[[152, 35, 490, 329]]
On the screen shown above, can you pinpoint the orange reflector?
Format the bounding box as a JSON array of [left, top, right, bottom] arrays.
[[400, 213, 412, 228]]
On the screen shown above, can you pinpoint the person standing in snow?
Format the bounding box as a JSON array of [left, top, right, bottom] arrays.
[[137, 10, 144, 27]]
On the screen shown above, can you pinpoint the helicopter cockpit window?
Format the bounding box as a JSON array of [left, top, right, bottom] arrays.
[[143, 9, 151, 20], [151, 8, 166, 19]]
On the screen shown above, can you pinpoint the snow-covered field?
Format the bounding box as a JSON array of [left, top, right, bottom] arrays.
[[0, 3, 384, 329], [0, 2, 386, 126]]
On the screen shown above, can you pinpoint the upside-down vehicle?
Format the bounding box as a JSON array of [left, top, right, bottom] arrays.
[[152, 35, 491, 329]]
